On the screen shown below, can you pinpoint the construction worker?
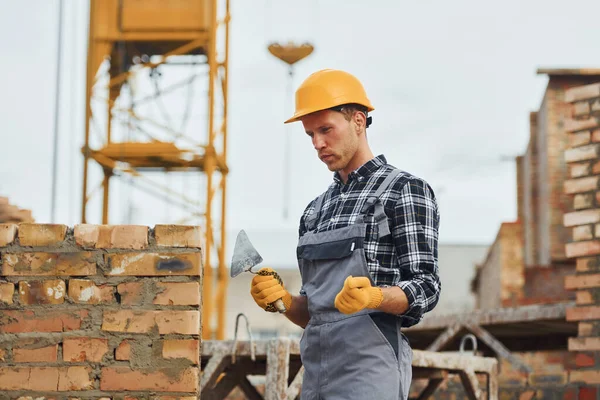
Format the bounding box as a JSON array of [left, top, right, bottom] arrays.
[[250, 69, 441, 400]]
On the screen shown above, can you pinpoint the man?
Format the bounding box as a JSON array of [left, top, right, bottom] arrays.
[[250, 69, 441, 400]]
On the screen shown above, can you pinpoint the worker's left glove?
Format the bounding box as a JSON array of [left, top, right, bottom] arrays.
[[334, 276, 383, 314]]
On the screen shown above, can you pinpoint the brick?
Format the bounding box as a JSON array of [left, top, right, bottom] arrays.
[[577, 290, 594, 305], [567, 305, 600, 321], [564, 117, 599, 133], [0, 282, 14, 304], [574, 225, 593, 241], [564, 209, 600, 227], [570, 131, 592, 147], [577, 256, 600, 272], [580, 322, 594, 336], [0, 366, 92, 391], [527, 372, 567, 386], [102, 310, 199, 334], [592, 161, 600, 175], [519, 391, 535, 400], [565, 144, 600, 162], [162, 339, 199, 364], [115, 340, 131, 360], [575, 193, 595, 210], [574, 101, 592, 116], [570, 370, 600, 385], [100, 366, 198, 392], [2, 252, 96, 276], [105, 252, 200, 276], [565, 83, 600, 102], [18, 223, 67, 247], [565, 240, 600, 258], [155, 397, 197, 400], [154, 282, 200, 305], [570, 162, 591, 178], [593, 100, 600, 113], [74, 224, 148, 249], [0, 310, 88, 333], [579, 387, 598, 400], [574, 353, 596, 367], [565, 274, 600, 290], [117, 281, 144, 305], [595, 224, 600, 238], [13, 343, 58, 362], [569, 337, 600, 351], [68, 279, 114, 304], [564, 176, 599, 194], [155, 225, 202, 248], [0, 224, 17, 247], [593, 129, 600, 143], [63, 337, 109, 362], [18, 280, 65, 304]]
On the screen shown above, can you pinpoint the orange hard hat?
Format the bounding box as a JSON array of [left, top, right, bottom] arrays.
[[284, 69, 374, 124]]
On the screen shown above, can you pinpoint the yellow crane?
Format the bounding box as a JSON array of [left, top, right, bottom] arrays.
[[81, 0, 230, 340]]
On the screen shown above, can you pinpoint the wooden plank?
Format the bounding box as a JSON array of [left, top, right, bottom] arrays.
[[459, 369, 482, 400], [416, 371, 447, 400], [200, 349, 231, 392], [465, 324, 532, 373], [265, 337, 291, 400], [239, 376, 264, 400], [426, 323, 462, 352], [286, 366, 304, 400]]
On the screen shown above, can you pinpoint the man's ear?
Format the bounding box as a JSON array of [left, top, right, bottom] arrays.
[[353, 111, 366, 133]]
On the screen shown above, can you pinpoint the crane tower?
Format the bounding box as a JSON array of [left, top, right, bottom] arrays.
[[81, 0, 230, 339]]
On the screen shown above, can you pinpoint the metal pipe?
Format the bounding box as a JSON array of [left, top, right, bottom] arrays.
[[51, 0, 64, 223]]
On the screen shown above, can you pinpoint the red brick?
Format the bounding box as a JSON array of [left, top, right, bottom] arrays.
[[102, 310, 199, 334], [571, 162, 591, 178], [570, 370, 600, 384], [565, 117, 599, 133], [0, 310, 88, 333], [115, 340, 131, 360], [117, 281, 144, 305], [100, 366, 198, 392], [565, 274, 600, 290], [1, 252, 96, 276], [0, 282, 14, 304], [569, 337, 600, 351], [565, 83, 600, 102], [567, 305, 600, 321], [564, 210, 600, 227], [577, 257, 600, 272], [570, 131, 592, 147], [13, 343, 58, 362], [63, 338, 109, 362], [18, 223, 67, 247], [574, 101, 592, 116], [593, 161, 600, 175], [574, 225, 594, 241], [154, 282, 200, 305], [574, 353, 596, 367], [566, 240, 600, 258], [0, 366, 92, 391], [519, 391, 535, 400], [575, 193, 595, 210], [0, 224, 17, 247], [565, 144, 600, 162], [162, 339, 199, 364], [564, 176, 599, 194], [74, 224, 148, 249], [579, 387, 598, 400], [155, 225, 202, 248], [68, 279, 114, 304], [105, 252, 200, 276], [580, 322, 594, 336], [18, 280, 65, 304], [577, 290, 594, 305], [593, 129, 600, 143]]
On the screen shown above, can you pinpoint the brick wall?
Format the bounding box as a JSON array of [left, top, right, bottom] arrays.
[[563, 82, 600, 394], [474, 221, 524, 309], [0, 223, 202, 399], [523, 111, 539, 266]]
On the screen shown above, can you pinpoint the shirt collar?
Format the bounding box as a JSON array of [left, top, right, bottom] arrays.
[[333, 154, 387, 184]]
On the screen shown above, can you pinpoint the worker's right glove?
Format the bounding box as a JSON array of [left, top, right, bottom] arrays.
[[250, 267, 292, 313]]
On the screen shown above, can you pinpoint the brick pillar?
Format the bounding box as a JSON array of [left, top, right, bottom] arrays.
[[0, 223, 202, 397], [563, 83, 600, 396]]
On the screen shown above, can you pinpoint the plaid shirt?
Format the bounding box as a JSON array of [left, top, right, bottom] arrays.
[[298, 155, 441, 327]]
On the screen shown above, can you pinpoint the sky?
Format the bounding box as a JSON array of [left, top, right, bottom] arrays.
[[2, 0, 600, 259]]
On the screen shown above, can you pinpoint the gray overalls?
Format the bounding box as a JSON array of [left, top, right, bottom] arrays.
[[297, 169, 413, 400]]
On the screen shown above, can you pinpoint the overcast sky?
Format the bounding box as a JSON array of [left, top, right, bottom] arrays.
[[2, 0, 600, 253]]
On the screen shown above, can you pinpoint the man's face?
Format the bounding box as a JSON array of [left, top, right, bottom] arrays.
[[301, 110, 360, 173]]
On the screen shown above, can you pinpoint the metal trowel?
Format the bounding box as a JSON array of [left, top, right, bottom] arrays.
[[230, 229, 287, 313]]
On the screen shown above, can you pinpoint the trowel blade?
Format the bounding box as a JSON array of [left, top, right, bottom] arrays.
[[230, 229, 263, 278]]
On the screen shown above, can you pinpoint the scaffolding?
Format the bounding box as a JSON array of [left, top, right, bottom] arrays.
[[81, 0, 230, 339]]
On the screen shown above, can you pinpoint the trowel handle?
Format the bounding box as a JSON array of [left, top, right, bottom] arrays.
[[274, 298, 287, 313]]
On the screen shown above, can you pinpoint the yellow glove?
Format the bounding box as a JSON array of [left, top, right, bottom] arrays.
[[250, 267, 292, 313], [334, 276, 383, 314]]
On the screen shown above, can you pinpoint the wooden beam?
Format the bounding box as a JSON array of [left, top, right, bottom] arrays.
[[427, 323, 463, 352], [459, 369, 482, 400], [415, 370, 448, 400], [265, 338, 291, 400]]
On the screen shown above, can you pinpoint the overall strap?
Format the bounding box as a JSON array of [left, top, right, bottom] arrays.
[[359, 168, 404, 238], [305, 191, 327, 231]]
